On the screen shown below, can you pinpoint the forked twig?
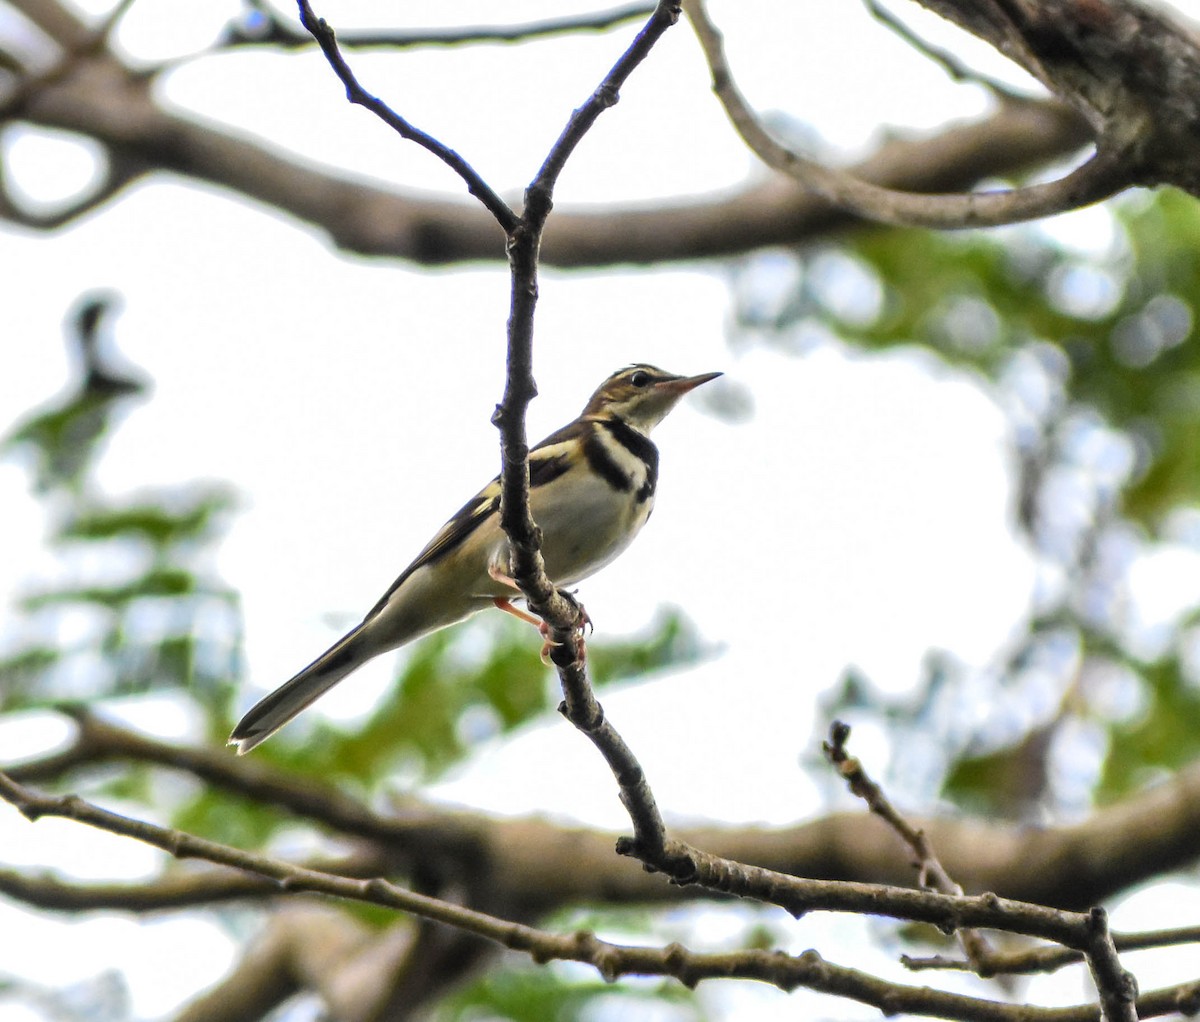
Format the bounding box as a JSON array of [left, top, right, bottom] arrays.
[[823, 722, 1137, 1022]]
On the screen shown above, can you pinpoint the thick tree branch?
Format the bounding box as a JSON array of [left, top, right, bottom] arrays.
[[6, 0, 93, 51], [909, 0, 1200, 193], [10, 43, 1091, 264], [8, 710, 1200, 916], [174, 904, 419, 1022]]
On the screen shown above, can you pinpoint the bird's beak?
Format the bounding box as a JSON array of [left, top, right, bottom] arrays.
[[661, 371, 722, 395]]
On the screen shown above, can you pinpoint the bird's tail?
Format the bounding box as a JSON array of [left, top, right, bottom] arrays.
[[229, 625, 371, 754]]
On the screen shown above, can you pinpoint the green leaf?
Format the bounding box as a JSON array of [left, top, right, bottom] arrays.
[[1101, 654, 1200, 799], [58, 490, 236, 547], [432, 965, 704, 1022]]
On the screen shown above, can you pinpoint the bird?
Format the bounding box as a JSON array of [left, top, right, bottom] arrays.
[[229, 364, 721, 754]]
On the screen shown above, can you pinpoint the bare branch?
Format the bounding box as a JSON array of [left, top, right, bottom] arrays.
[[823, 722, 1138, 1022], [0, 762, 1121, 954], [907, 924, 1200, 977], [4, 769, 1200, 1021], [296, 0, 517, 233], [0, 149, 142, 229], [685, 0, 1128, 229], [223, 2, 657, 52], [6, 0, 92, 50], [1083, 908, 1139, 1022], [5, 707, 483, 858], [0, 851, 386, 912], [17, 52, 1092, 262], [11, 710, 1200, 916], [823, 721, 1000, 974], [863, 0, 1033, 102], [905, 0, 1200, 194]]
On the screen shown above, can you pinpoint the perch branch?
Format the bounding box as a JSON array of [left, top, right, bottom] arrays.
[[490, 0, 683, 857]]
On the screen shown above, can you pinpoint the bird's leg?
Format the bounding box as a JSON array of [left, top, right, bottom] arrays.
[[490, 595, 542, 628], [488, 563, 588, 662], [546, 589, 591, 662], [488, 563, 554, 659], [491, 594, 558, 663]]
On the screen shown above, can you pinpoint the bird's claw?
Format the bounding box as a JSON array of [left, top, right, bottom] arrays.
[[539, 635, 588, 664], [538, 592, 590, 663], [558, 588, 593, 635]]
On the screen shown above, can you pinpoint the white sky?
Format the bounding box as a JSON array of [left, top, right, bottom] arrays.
[[3, 2, 1200, 1019]]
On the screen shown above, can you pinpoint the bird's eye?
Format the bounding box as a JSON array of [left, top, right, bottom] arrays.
[[630, 370, 651, 388]]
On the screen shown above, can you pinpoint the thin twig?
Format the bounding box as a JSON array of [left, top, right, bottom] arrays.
[[684, 0, 1129, 229], [225, 2, 657, 51], [5, 706, 482, 857], [296, 0, 683, 864], [823, 722, 1139, 1022], [906, 924, 1200, 976], [862, 0, 1033, 102], [822, 721, 999, 973], [0, 851, 387, 912], [296, 0, 518, 232], [1084, 907, 1139, 1022]]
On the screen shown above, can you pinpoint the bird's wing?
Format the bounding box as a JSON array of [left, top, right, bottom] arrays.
[[362, 423, 581, 622]]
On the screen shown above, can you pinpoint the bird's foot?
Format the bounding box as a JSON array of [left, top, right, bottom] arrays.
[[539, 624, 588, 664], [491, 589, 589, 663], [539, 590, 590, 662]]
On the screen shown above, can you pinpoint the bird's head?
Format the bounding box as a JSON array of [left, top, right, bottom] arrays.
[[581, 364, 722, 434]]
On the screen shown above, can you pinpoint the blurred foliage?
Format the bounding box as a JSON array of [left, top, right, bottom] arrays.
[[1, 292, 720, 1021], [737, 190, 1200, 818], [0, 969, 130, 1022], [18, 191, 1200, 1017], [0, 293, 241, 714], [2, 294, 712, 849], [175, 607, 710, 848], [6, 294, 145, 495], [431, 964, 706, 1022]]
